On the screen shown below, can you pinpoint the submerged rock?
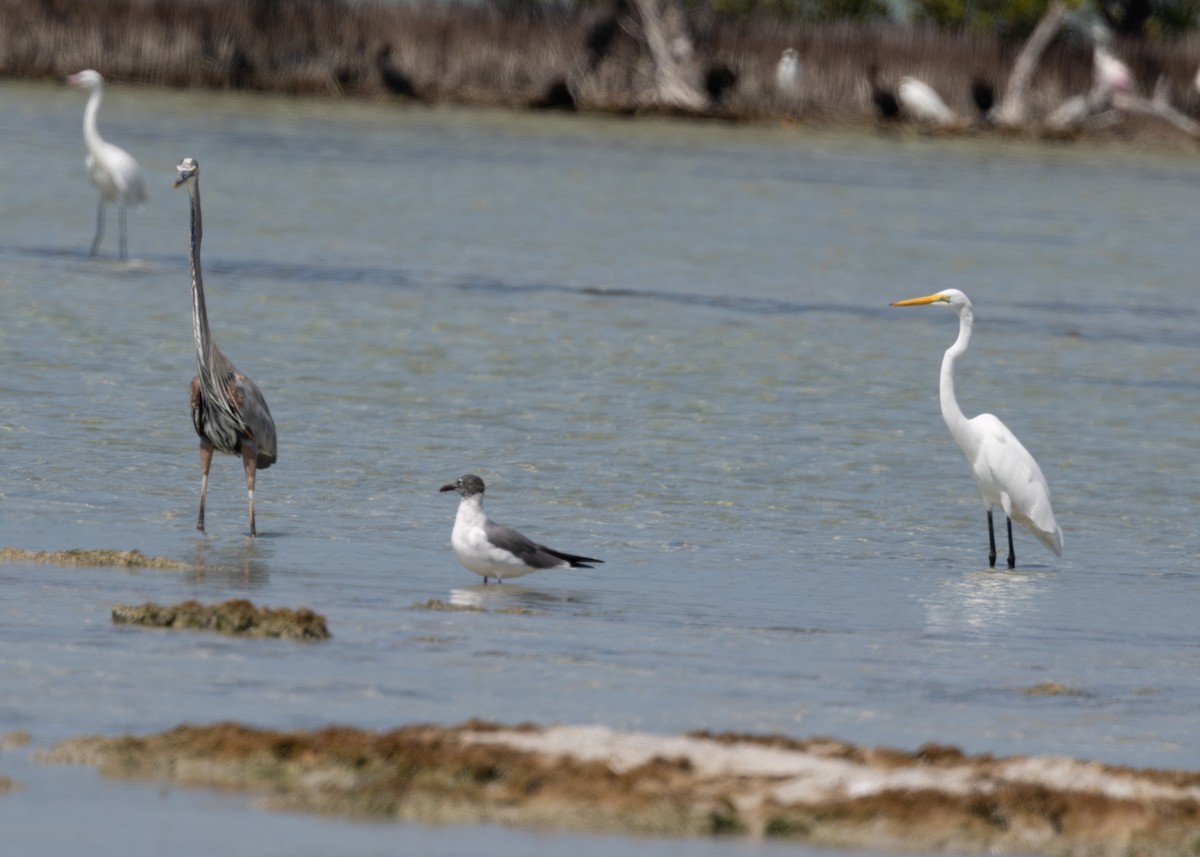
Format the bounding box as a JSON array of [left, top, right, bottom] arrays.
[[39, 721, 1200, 854], [0, 775, 19, 794], [0, 548, 190, 569], [111, 600, 331, 641]]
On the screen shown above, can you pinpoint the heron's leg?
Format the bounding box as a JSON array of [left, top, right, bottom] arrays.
[[198, 439, 214, 532], [1006, 517, 1016, 570], [986, 510, 997, 568], [242, 440, 259, 537], [118, 202, 128, 260], [91, 200, 105, 256]]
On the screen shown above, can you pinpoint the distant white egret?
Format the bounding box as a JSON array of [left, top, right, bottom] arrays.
[[890, 290, 1063, 569], [776, 48, 801, 96], [1093, 45, 1133, 94], [897, 76, 957, 126], [66, 70, 147, 260]]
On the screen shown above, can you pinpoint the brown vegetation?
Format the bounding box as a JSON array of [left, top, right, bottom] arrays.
[[39, 720, 1200, 854], [4, 0, 1200, 134], [111, 599, 331, 640], [0, 547, 191, 569]]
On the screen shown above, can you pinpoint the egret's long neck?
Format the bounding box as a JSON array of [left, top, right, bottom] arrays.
[[82, 86, 105, 156], [940, 306, 975, 450], [186, 182, 215, 373]]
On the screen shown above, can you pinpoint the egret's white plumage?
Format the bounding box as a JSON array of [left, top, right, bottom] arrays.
[[897, 76, 957, 126], [776, 48, 801, 96], [67, 70, 147, 259], [1093, 45, 1133, 94], [890, 289, 1062, 568]]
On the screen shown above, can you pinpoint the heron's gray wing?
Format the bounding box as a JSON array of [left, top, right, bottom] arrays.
[[231, 373, 277, 467], [483, 520, 569, 569]]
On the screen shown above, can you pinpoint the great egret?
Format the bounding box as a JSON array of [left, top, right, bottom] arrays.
[[67, 70, 147, 260], [173, 158, 277, 536], [897, 76, 957, 126], [440, 475, 602, 584], [890, 290, 1062, 568], [1093, 45, 1133, 94], [776, 48, 801, 96]]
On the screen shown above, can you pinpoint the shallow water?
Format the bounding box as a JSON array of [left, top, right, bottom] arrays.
[[1, 79, 1199, 856]]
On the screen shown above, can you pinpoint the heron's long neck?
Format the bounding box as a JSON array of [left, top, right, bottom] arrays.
[[939, 307, 974, 450], [187, 183, 216, 373], [82, 86, 105, 155]]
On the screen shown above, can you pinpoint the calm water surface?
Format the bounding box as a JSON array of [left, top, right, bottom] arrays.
[[1, 80, 1198, 856]]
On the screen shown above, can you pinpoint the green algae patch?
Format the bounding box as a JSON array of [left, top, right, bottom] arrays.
[[414, 599, 484, 612], [112, 600, 330, 641], [38, 721, 1200, 855], [1023, 682, 1088, 697], [414, 599, 543, 616], [0, 547, 190, 570], [1, 731, 31, 751]]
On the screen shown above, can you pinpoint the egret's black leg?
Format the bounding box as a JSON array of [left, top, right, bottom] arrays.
[[91, 201, 105, 256], [1006, 517, 1016, 570], [987, 510, 997, 568], [118, 203, 128, 260]]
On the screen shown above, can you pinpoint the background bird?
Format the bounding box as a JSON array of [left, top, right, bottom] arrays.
[[67, 70, 147, 260], [173, 157, 277, 536], [890, 289, 1062, 569], [776, 47, 801, 97], [867, 64, 900, 122], [898, 76, 958, 126], [440, 474, 603, 584]]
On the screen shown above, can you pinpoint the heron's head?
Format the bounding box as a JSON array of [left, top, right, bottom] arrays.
[[173, 158, 199, 190], [890, 289, 971, 311], [440, 474, 486, 499], [66, 70, 103, 90]]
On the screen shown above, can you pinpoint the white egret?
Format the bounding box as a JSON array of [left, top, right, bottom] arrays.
[[1093, 45, 1133, 94], [66, 70, 147, 260], [776, 48, 801, 96], [890, 290, 1062, 569], [897, 76, 957, 126]]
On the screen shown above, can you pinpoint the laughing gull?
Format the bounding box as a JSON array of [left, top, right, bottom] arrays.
[[439, 474, 603, 584]]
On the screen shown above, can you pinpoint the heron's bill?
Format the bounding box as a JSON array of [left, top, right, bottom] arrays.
[[890, 293, 947, 307]]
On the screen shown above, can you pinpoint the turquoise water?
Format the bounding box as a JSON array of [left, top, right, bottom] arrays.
[[1, 79, 1199, 856]]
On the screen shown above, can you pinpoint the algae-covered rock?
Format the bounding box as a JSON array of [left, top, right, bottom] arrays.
[[0, 547, 189, 570], [112, 599, 330, 640], [38, 721, 1200, 855]]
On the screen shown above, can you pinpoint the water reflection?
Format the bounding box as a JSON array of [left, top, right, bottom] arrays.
[[449, 583, 592, 611], [922, 568, 1052, 635], [183, 538, 272, 589]]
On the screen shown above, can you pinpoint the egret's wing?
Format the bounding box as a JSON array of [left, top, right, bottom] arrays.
[[978, 415, 1062, 555]]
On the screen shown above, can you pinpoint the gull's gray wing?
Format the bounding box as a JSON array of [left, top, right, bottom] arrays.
[[484, 520, 602, 569]]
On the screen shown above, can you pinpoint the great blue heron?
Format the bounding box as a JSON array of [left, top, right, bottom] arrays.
[[890, 290, 1062, 568], [66, 70, 147, 260], [173, 157, 277, 536], [440, 475, 603, 584]]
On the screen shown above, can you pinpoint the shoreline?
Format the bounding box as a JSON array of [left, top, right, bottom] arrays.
[[4, 0, 1200, 150], [40, 720, 1200, 855]]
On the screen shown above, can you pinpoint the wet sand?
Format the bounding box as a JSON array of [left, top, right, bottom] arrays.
[[42, 721, 1200, 855]]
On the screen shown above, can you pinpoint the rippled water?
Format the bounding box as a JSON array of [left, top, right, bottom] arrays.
[[1, 79, 1199, 856]]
